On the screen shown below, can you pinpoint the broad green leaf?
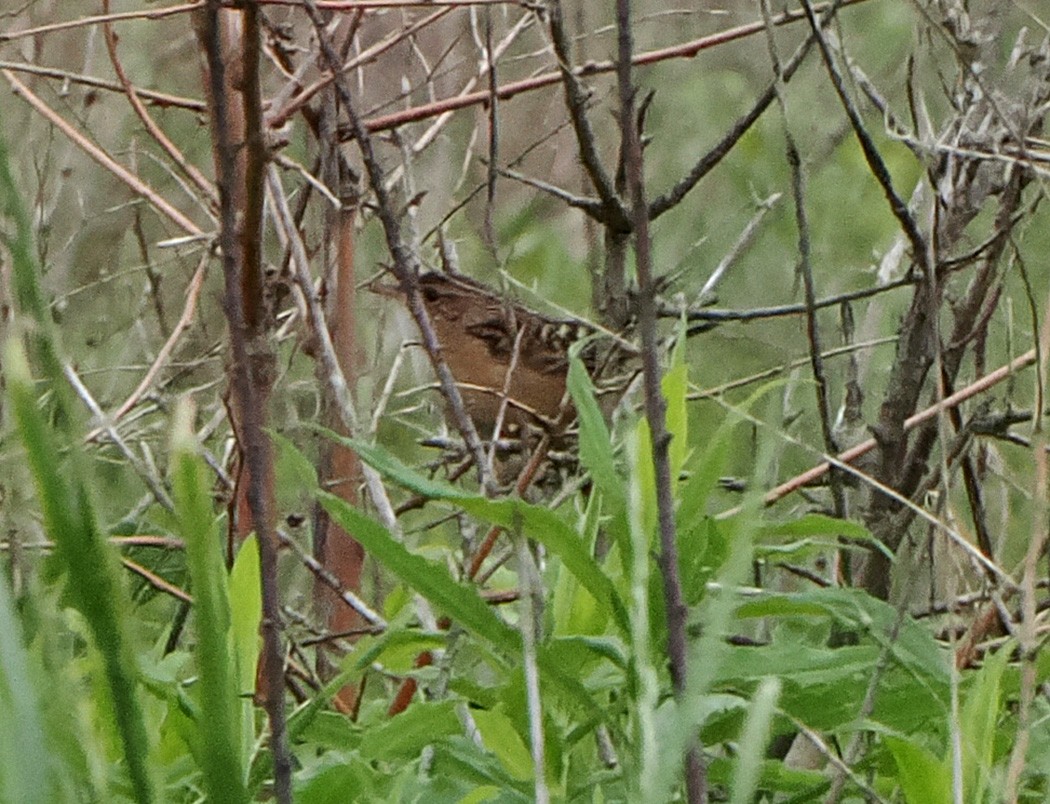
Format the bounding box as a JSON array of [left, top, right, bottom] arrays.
[[759, 512, 872, 541], [228, 534, 261, 772], [552, 490, 606, 636], [428, 737, 533, 802], [735, 588, 950, 684], [457, 496, 627, 634], [632, 418, 658, 547], [567, 351, 631, 567], [229, 536, 262, 698], [319, 492, 603, 719], [352, 628, 448, 673], [662, 320, 689, 490], [886, 735, 951, 804], [359, 701, 460, 761], [707, 756, 827, 798], [296, 757, 376, 804], [320, 491, 520, 653], [759, 513, 889, 558], [567, 352, 624, 517], [471, 708, 534, 782]]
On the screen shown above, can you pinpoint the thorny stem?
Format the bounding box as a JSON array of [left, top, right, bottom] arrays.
[[196, 3, 293, 801], [615, 0, 705, 800]]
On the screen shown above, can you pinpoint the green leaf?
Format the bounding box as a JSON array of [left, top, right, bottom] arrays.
[[6, 340, 156, 804], [428, 737, 533, 802], [359, 701, 460, 761], [735, 588, 949, 684], [662, 321, 689, 490], [171, 401, 247, 804], [552, 491, 606, 636], [886, 735, 951, 804], [318, 493, 603, 719], [319, 491, 521, 653], [631, 417, 658, 551], [759, 513, 889, 557], [228, 534, 261, 772], [958, 641, 1008, 802], [567, 352, 625, 518], [0, 571, 54, 804], [567, 351, 631, 567], [229, 536, 262, 698], [314, 432, 628, 635], [471, 708, 535, 782]]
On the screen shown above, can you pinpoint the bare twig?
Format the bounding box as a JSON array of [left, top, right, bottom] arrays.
[[0, 2, 203, 42], [360, 1, 869, 136], [3, 70, 204, 235], [102, 3, 218, 206], [0, 60, 206, 111], [800, 0, 928, 271], [121, 557, 193, 604], [615, 0, 704, 800], [195, 4, 293, 799], [760, 0, 843, 516], [277, 529, 386, 627], [64, 365, 175, 512], [755, 347, 1038, 509], [548, 0, 626, 228], [85, 252, 210, 442], [302, 0, 494, 492]]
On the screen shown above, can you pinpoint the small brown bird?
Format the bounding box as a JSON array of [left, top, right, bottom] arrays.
[[376, 271, 621, 438]]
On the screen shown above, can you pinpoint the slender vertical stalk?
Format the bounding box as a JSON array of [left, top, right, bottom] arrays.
[[614, 1, 705, 800], [195, 3, 292, 800]]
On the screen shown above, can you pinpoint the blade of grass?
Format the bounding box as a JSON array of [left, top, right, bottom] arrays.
[[0, 568, 54, 803], [318, 492, 603, 717], [6, 341, 156, 803], [313, 429, 628, 634], [171, 399, 248, 804], [2, 127, 155, 803]]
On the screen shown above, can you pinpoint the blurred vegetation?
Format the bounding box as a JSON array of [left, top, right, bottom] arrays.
[[3, 1, 1050, 801]]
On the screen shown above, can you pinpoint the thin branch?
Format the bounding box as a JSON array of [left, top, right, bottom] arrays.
[[302, 0, 494, 491], [85, 252, 210, 442], [800, 0, 928, 272], [121, 557, 193, 604], [676, 276, 915, 330], [277, 529, 386, 627], [267, 7, 454, 128], [195, 4, 293, 800], [494, 163, 604, 218], [615, 0, 704, 799], [760, 0, 843, 515], [0, 2, 203, 42], [64, 365, 175, 513], [753, 347, 1038, 509], [697, 193, 782, 302], [359, 1, 869, 136], [102, 3, 218, 206], [548, 0, 627, 228], [0, 60, 206, 111], [3, 70, 204, 236]]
